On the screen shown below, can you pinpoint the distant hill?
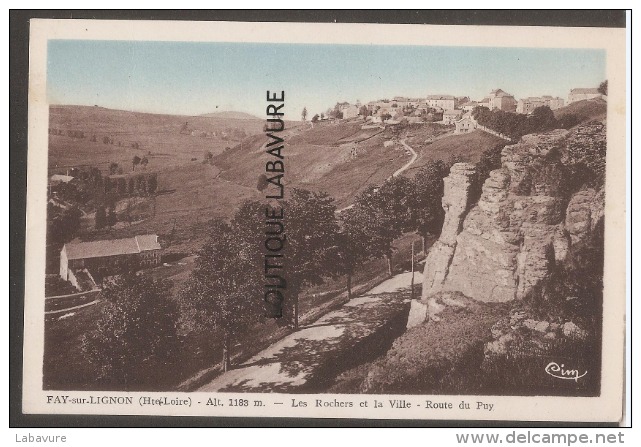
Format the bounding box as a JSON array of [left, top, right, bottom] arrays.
[[200, 111, 261, 120], [554, 98, 607, 123], [47, 105, 266, 174]]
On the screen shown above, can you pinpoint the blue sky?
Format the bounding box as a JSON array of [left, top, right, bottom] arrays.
[[47, 40, 605, 118]]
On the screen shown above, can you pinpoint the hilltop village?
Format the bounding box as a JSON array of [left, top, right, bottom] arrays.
[[319, 87, 602, 134]]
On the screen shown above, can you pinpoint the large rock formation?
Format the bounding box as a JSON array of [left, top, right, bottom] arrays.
[[420, 162, 476, 297], [421, 123, 605, 304]]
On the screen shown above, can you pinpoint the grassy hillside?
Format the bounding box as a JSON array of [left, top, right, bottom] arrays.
[[215, 120, 398, 207], [554, 98, 607, 123], [405, 129, 506, 175], [216, 120, 503, 208], [48, 105, 266, 174], [199, 111, 260, 120], [50, 106, 505, 214]]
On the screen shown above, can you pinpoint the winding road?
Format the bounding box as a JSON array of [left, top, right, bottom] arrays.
[[197, 270, 423, 393], [391, 138, 418, 178], [336, 138, 418, 214]]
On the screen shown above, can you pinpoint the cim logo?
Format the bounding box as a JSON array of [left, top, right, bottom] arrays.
[[544, 362, 587, 382]]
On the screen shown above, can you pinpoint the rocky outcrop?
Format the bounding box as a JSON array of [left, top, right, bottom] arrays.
[[565, 187, 605, 244], [421, 163, 476, 298], [420, 122, 605, 304]]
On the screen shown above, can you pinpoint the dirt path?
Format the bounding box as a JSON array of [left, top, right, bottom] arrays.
[[390, 138, 418, 178], [197, 270, 423, 393], [336, 138, 418, 214]]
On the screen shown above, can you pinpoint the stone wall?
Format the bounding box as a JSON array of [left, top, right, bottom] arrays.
[[421, 123, 605, 303]]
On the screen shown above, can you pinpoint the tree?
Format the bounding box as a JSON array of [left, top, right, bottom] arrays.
[[339, 208, 375, 299], [529, 106, 557, 132], [359, 105, 370, 117], [283, 189, 341, 329], [330, 103, 344, 120], [147, 174, 158, 194], [140, 156, 149, 169], [95, 206, 107, 230], [350, 177, 414, 276], [311, 114, 319, 123], [180, 220, 262, 372], [124, 199, 134, 224], [47, 205, 82, 245], [109, 162, 119, 175], [107, 206, 117, 227], [474, 105, 564, 140], [256, 174, 269, 191], [132, 155, 141, 171], [410, 161, 448, 252], [301, 107, 308, 122], [472, 105, 490, 120], [203, 150, 214, 163], [598, 80, 608, 96], [81, 274, 180, 389]]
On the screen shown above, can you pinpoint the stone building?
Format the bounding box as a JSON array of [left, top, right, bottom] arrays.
[[454, 115, 476, 134], [568, 88, 602, 104], [425, 94, 457, 111], [442, 109, 463, 125], [60, 234, 162, 289], [460, 101, 479, 112], [484, 88, 517, 112], [341, 104, 360, 119], [516, 96, 565, 114]]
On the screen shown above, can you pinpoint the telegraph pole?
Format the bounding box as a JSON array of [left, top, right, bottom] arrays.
[[410, 240, 416, 300]]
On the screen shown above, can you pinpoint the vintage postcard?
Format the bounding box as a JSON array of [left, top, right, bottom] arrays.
[[22, 18, 627, 422]]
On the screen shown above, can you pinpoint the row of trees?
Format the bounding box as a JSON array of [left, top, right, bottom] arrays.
[[82, 146, 504, 384], [108, 156, 149, 175], [49, 128, 85, 138], [472, 105, 580, 140], [88, 134, 140, 149], [180, 147, 504, 370], [306, 104, 346, 122], [103, 172, 158, 196], [94, 205, 118, 230]]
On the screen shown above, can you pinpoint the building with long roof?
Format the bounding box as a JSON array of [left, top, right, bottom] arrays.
[[568, 88, 603, 104], [60, 234, 162, 289]]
